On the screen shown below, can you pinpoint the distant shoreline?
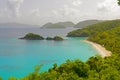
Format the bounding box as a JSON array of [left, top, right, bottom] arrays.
[[82, 40, 111, 57]]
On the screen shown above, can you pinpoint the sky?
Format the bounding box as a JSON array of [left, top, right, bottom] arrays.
[[0, 0, 120, 25]]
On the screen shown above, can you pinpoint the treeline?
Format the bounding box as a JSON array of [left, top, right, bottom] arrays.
[[4, 54, 120, 80]]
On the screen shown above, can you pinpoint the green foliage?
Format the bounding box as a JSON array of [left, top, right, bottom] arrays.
[[20, 33, 44, 40], [74, 20, 102, 28], [89, 26, 120, 54], [0, 77, 2, 80], [67, 20, 120, 37], [67, 19, 120, 54], [46, 37, 53, 40], [46, 36, 64, 41], [118, 0, 120, 5], [8, 77, 16, 80], [11, 55, 120, 80], [53, 36, 64, 41]]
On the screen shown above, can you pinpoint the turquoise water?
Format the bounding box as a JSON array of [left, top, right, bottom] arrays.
[[0, 28, 98, 79]]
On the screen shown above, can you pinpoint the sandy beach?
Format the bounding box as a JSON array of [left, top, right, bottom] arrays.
[[82, 40, 111, 57]]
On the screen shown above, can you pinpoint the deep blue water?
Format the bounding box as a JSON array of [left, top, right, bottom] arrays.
[[0, 28, 98, 79]]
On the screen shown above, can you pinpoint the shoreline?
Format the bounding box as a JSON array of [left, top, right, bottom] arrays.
[[82, 40, 111, 57]]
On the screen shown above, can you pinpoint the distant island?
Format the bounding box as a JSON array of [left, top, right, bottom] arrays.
[[19, 33, 44, 40], [41, 20, 102, 29], [41, 21, 75, 29], [0, 20, 102, 29], [46, 36, 63, 41], [74, 20, 102, 28], [53, 36, 64, 41], [19, 33, 63, 41]]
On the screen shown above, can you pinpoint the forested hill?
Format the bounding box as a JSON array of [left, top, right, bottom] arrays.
[[41, 22, 75, 28], [74, 20, 102, 28], [67, 19, 120, 37], [67, 19, 120, 54], [89, 26, 120, 54], [41, 20, 102, 29]]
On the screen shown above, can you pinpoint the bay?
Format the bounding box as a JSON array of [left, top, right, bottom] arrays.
[[0, 27, 97, 79]]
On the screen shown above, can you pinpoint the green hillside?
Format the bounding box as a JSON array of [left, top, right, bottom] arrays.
[[41, 23, 66, 28], [67, 19, 120, 54], [41, 22, 75, 28], [74, 20, 102, 28], [89, 26, 120, 54], [57, 22, 75, 27], [67, 19, 120, 37], [41, 20, 102, 29]]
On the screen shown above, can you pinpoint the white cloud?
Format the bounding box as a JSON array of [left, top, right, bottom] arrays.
[[52, 0, 82, 19], [31, 8, 41, 17], [0, 0, 120, 25], [72, 0, 82, 7], [97, 0, 119, 12], [7, 0, 24, 17], [0, 8, 11, 18], [96, 0, 120, 20], [52, 5, 81, 20]]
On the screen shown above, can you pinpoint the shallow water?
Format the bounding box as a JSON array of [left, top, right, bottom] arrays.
[[0, 28, 97, 79]]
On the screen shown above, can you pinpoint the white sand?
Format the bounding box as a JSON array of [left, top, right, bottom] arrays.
[[82, 40, 111, 57]]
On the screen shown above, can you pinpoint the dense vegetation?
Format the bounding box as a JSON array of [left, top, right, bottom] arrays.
[[67, 20, 120, 37], [118, 0, 120, 5], [20, 33, 64, 41], [3, 54, 120, 80], [53, 36, 64, 41], [46, 36, 64, 41], [46, 37, 53, 40], [89, 26, 120, 54], [19, 33, 44, 40], [67, 19, 120, 54], [74, 20, 102, 28]]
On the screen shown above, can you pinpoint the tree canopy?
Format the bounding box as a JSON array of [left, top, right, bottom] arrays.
[[118, 0, 120, 5], [19, 33, 44, 40]]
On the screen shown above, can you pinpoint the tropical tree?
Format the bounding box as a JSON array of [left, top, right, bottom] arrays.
[[118, 0, 120, 5], [0, 77, 2, 80]]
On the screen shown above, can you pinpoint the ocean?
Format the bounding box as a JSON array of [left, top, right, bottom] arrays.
[[0, 27, 98, 79]]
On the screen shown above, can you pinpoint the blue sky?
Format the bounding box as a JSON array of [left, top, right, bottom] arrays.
[[0, 0, 120, 25]]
